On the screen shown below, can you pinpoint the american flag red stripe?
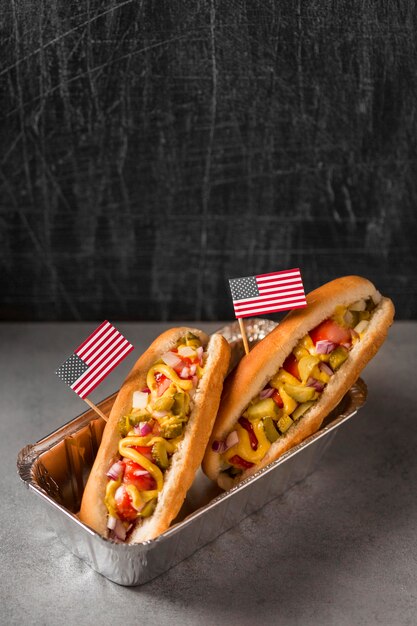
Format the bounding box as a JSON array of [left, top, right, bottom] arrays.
[[72, 322, 134, 398], [73, 340, 134, 398], [229, 268, 307, 318], [75, 320, 109, 353], [56, 321, 134, 400]]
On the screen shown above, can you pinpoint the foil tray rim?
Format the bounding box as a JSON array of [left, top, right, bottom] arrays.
[[17, 379, 368, 550]]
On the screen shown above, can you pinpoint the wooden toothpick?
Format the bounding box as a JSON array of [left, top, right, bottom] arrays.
[[238, 318, 250, 355], [84, 398, 108, 422]]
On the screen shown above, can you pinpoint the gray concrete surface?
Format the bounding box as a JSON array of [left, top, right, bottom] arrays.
[[1, 322, 416, 625]]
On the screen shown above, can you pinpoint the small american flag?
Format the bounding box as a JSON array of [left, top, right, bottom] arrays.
[[229, 268, 307, 318], [56, 321, 134, 399]]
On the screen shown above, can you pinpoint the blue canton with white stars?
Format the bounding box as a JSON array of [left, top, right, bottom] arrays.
[[228, 276, 259, 301], [56, 353, 88, 387]]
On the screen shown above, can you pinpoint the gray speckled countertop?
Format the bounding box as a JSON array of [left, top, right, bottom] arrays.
[[2, 322, 416, 626]]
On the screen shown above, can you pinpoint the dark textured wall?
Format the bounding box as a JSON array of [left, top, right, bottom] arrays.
[[1, 0, 416, 321]]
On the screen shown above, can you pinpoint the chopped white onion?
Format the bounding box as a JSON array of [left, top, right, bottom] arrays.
[[354, 320, 369, 334], [349, 299, 366, 311], [113, 519, 127, 541], [189, 364, 197, 375], [131, 468, 150, 477], [180, 366, 190, 379], [107, 515, 117, 531], [197, 346, 204, 364], [132, 391, 149, 409], [225, 430, 239, 451], [161, 351, 182, 368], [178, 346, 195, 357], [153, 410, 168, 418], [114, 485, 124, 501], [315, 340, 336, 354]]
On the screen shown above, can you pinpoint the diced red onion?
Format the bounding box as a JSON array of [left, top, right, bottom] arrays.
[[319, 362, 334, 377], [212, 430, 239, 454], [113, 519, 127, 541], [134, 421, 152, 436], [180, 366, 190, 379], [341, 342, 351, 349], [153, 410, 168, 418], [157, 378, 171, 396], [259, 387, 274, 399], [106, 460, 125, 481], [307, 377, 325, 392], [315, 340, 336, 354], [225, 430, 239, 450], [178, 346, 195, 357], [189, 364, 197, 375], [141, 387, 151, 394], [132, 390, 149, 409], [197, 346, 204, 364], [211, 440, 225, 453], [107, 515, 117, 531], [161, 351, 182, 368]]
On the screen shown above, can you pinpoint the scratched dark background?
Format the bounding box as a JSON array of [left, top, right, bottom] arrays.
[[1, 0, 416, 321]]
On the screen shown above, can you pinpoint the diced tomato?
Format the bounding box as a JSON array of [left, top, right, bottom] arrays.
[[283, 353, 300, 380], [123, 460, 157, 491], [272, 390, 284, 408], [309, 319, 351, 346], [132, 445, 153, 460], [154, 372, 168, 386], [229, 455, 255, 470], [238, 416, 258, 450], [114, 485, 137, 522]]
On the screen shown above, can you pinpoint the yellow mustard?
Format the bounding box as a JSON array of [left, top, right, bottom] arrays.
[[224, 419, 271, 465], [119, 438, 164, 491], [146, 364, 193, 392], [104, 479, 121, 518]]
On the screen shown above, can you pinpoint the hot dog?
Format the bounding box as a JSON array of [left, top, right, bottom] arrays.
[[79, 327, 230, 542], [203, 276, 395, 490]]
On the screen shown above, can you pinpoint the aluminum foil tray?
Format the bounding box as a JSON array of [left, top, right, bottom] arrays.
[[17, 319, 367, 586]]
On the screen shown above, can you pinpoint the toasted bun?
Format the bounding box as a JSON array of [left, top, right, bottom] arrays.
[[203, 276, 395, 490], [79, 327, 231, 542]]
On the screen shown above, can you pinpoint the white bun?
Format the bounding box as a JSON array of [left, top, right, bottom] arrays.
[[202, 276, 395, 490], [79, 327, 231, 542]]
